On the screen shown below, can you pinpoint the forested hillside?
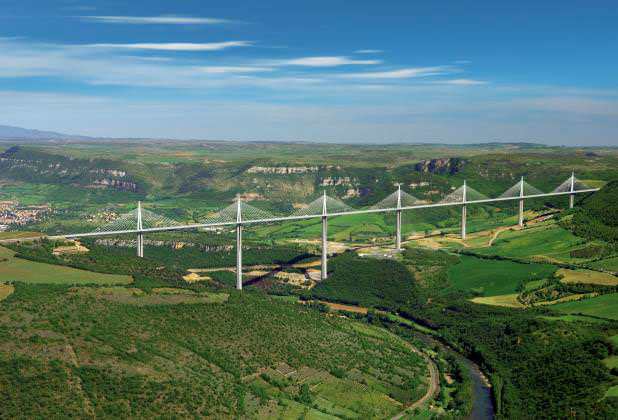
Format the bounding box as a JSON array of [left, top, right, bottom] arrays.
[[563, 180, 618, 243]]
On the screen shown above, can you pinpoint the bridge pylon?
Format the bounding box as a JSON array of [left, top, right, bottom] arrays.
[[137, 201, 144, 257], [236, 194, 243, 290], [519, 177, 525, 227], [321, 190, 328, 281], [461, 180, 467, 240]]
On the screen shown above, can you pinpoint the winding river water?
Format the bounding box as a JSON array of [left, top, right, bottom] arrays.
[[413, 332, 495, 420]]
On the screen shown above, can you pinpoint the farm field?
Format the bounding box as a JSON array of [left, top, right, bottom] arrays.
[[591, 257, 618, 272], [0, 284, 14, 301], [0, 231, 43, 240], [558, 268, 618, 286], [551, 293, 618, 320], [445, 255, 557, 297], [470, 294, 524, 308], [473, 224, 592, 262], [0, 245, 132, 285]]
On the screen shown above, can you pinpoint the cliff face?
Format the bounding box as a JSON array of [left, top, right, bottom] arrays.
[[414, 158, 464, 175], [0, 146, 142, 193]]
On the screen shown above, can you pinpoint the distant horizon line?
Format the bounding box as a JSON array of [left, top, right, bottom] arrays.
[[0, 123, 616, 148]]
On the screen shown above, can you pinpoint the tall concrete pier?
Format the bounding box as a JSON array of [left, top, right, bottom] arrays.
[[321, 191, 328, 280], [569, 172, 575, 209], [136, 201, 144, 258], [461, 180, 467, 240], [236, 195, 243, 290], [518, 177, 525, 227], [396, 184, 402, 251]]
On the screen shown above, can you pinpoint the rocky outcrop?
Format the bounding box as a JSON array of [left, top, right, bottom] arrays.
[[320, 177, 356, 187], [89, 179, 138, 191], [414, 158, 464, 175], [247, 166, 318, 174]]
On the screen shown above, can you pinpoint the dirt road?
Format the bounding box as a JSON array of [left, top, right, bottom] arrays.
[[391, 353, 439, 419]]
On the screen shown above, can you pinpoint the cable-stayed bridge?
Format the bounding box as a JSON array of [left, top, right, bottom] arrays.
[[39, 173, 597, 290]]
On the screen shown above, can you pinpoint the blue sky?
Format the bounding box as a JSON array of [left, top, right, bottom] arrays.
[[0, 0, 617, 144]]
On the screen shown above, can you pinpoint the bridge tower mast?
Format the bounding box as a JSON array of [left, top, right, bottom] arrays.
[[461, 180, 467, 240], [236, 194, 243, 290], [396, 184, 402, 251], [321, 190, 328, 280], [137, 201, 144, 258], [569, 172, 575, 209], [519, 176, 525, 227]]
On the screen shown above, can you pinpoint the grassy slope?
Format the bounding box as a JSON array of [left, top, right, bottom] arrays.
[[592, 257, 618, 272], [552, 293, 618, 320], [0, 246, 132, 285], [0, 283, 428, 419], [445, 255, 557, 296], [474, 224, 589, 261]]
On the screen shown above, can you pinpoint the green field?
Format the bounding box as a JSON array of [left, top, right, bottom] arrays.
[[445, 255, 557, 296], [552, 293, 618, 320], [607, 386, 618, 398], [591, 257, 618, 272], [0, 246, 132, 285], [474, 225, 594, 262]]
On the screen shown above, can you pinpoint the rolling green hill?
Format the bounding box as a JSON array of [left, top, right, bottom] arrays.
[[563, 180, 618, 243], [0, 283, 429, 419]]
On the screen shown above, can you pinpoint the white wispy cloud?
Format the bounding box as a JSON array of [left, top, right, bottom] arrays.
[[354, 49, 383, 54], [442, 79, 488, 85], [264, 56, 381, 67], [86, 41, 252, 51], [81, 15, 237, 25], [0, 39, 318, 90], [197, 66, 272, 74], [338, 66, 451, 79]]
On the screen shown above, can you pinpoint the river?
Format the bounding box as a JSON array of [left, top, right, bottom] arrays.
[[413, 332, 495, 420]]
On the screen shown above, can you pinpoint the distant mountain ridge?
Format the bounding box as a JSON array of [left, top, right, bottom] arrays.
[[0, 124, 93, 141]]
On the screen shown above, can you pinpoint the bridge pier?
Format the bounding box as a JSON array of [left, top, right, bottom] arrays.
[[321, 216, 328, 280], [518, 199, 524, 227], [137, 233, 144, 257], [461, 181, 467, 240], [518, 176, 525, 227], [320, 191, 328, 281], [136, 201, 144, 258], [395, 184, 402, 251], [461, 204, 467, 240], [396, 209, 402, 251], [236, 224, 242, 290], [235, 195, 243, 290], [569, 171, 575, 209]]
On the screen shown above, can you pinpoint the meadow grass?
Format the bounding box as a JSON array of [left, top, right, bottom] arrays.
[[0, 231, 43, 240], [539, 315, 610, 323], [558, 268, 618, 286], [591, 257, 618, 272], [474, 225, 590, 262], [606, 386, 618, 398], [445, 255, 556, 296], [552, 292, 618, 320], [470, 294, 524, 308], [0, 246, 132, 285], [603, 357, 618, 369], [0, 283, 14, 301]]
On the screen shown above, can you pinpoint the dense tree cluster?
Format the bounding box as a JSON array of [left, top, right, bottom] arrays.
[[307, 252, 419, 310], [562, 180, 618, 243]]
